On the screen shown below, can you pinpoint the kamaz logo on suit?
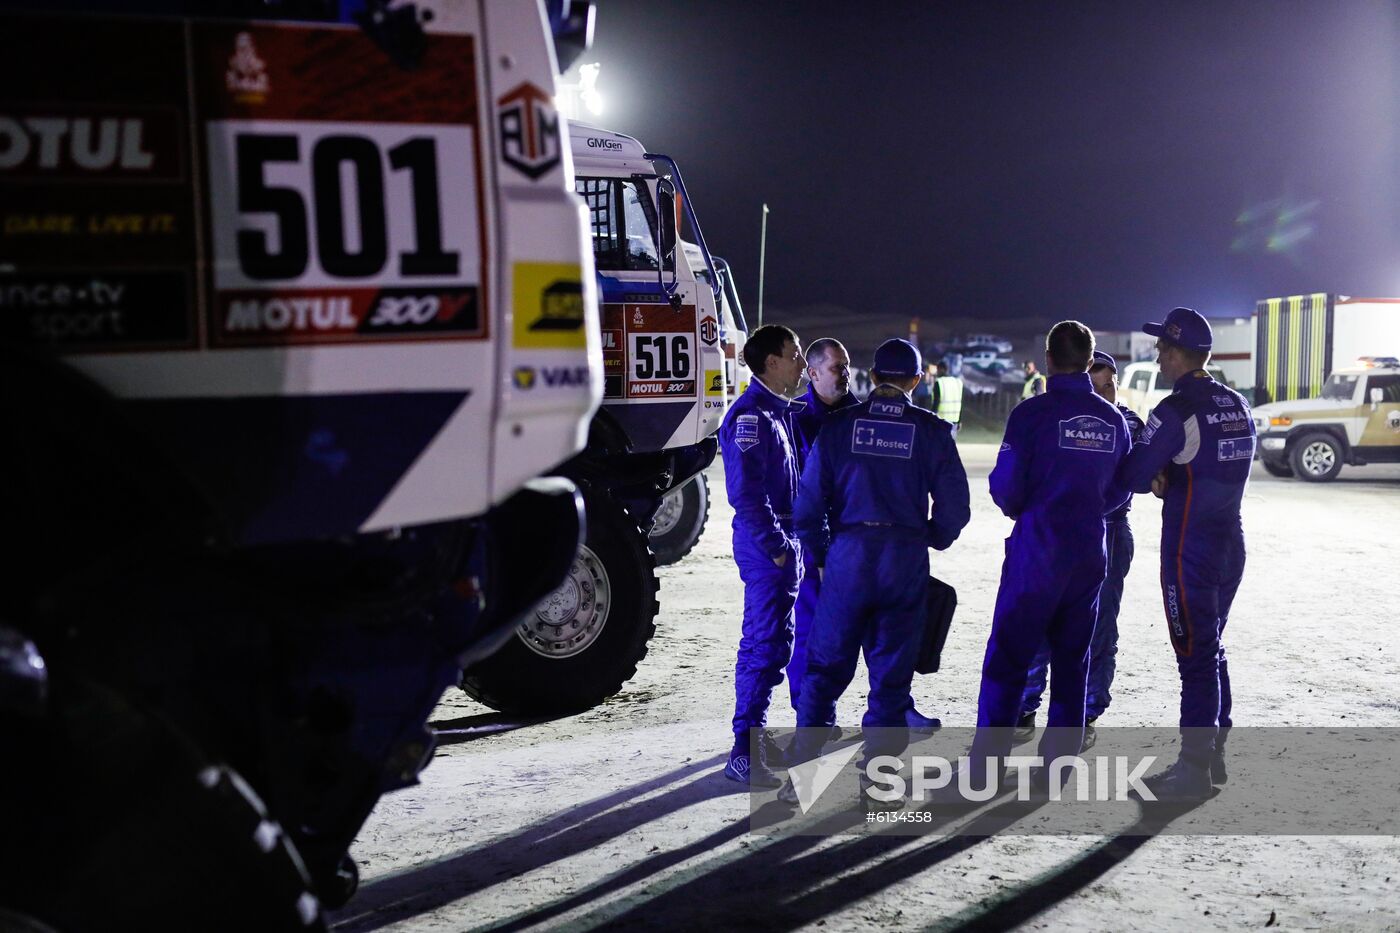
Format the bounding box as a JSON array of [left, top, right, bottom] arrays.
[[497, 82, 560, 180], [1206, 409, 1250, 433], [1058, 415, 1116, 453], [1166, 584, 1183, 637]]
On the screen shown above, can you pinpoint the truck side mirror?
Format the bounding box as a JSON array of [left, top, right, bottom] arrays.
[[1371, 386, 1384, 408], [657, 181, 677, 261]]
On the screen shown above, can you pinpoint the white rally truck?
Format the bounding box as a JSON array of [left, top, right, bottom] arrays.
[[645, 245, 753, 566], [461, 123, 727, 713], [1, 2, 598, 928]]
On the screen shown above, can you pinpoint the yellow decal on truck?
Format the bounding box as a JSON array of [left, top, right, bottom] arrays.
[[512, 262, 585, 349]]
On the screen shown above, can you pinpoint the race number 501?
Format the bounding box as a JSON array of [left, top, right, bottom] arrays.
[[206, 121, 479, 290]]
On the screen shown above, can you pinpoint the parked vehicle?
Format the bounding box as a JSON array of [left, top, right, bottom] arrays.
[[1120, 360, 1231, 421], [1253, 361, 1400, 481]]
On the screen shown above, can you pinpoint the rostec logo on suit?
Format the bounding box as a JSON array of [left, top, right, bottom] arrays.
[[1059, 415, 1116, 453], [1217, 437, 1255, 461], [735, 413, 760, 451], [852, 418, 914, 459], [497, 82, 560, 180]]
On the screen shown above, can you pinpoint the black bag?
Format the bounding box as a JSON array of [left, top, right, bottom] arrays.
[[916, 574, 957, 674]]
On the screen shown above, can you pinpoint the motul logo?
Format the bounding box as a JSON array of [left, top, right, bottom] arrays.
[[226, 296, 355, 332], [0, 117, 155, 172]]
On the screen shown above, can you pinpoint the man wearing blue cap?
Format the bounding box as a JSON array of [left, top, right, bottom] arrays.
[[720, 323, 808, 787], [968, 321, 1131, 790], [1015, 350, 1145, 746], [787, 338, 942, 730], [1113, 307, 1254, 801], [781, 338, 970, 803]]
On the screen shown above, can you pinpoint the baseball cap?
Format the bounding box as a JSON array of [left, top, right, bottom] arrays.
[[1143, 307, 1212, 352], [871, 338, 922, 377], [1090, 349, 1118, 373]]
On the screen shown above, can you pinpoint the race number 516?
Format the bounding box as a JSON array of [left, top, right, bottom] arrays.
[[631, 332, 692, 380], [206, 121, 479, 290]]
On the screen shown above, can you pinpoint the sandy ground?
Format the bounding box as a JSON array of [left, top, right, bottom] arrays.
[[333, 446, 1400, 932]]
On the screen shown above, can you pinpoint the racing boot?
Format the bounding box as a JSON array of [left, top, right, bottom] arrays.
[[859, 773, 903, 813], [1133, 758, 1212, 802], [905, 707, 942, 731], [1080, 717, 1098, 753], [1012, 712, 1036, 745], [1209, 750, 1228, 786], [724, 740, 782, 789]]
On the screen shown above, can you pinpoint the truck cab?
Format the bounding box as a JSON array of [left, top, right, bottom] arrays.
[[1253, 362, 1400, 481], [459, 123, 728, 712]]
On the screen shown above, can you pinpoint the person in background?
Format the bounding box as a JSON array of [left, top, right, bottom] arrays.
[[1022, 359, 1047, 400], [718, 324, 807, 787], [1014, 350, 1143, 749], [931, 362, 964, 437]]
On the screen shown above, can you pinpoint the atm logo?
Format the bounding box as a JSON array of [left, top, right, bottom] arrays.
[[699, 315, 718, 345], [498, 82, 561, 180]]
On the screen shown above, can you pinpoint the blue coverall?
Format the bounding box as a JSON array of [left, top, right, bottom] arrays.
[[974, 372, 1130, 771], [792, 388, 970, 757], [1110, 370, 1253, 765], [720, 379, 804, 746], [1021, 404, 1145, 721], [786, 383, 859, 709]]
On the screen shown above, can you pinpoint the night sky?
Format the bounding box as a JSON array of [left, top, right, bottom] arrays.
[[575, 1, 1400, 331]]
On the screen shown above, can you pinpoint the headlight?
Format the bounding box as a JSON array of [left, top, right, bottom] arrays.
[[1261, 437, 1286, 451], [1269, 416, 1292, 427]]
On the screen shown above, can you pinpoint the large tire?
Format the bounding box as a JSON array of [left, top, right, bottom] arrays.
[[1260, 456, 1294, 478], [460, 491, 660, 715], [648, 473, 710, 566], [1289, 432, 1344, 482]]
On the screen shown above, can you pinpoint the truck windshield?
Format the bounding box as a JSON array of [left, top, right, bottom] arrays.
[[576, 177, 671, 273], [1320, 373, 1359, 401]]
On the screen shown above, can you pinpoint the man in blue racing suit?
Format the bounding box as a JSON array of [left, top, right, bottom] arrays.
[[1016, 350, 1144, 748], [969, 322, 1130, 788], [719, 324, 807, 787], [780, 339, 970, 807], [1112, 307, 1254, 801]]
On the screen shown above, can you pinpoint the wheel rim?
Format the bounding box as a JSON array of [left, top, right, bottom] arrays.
[[1301, 441, 1335, 475], [650, 487, 685, 537], [517, 544, 611, 658]]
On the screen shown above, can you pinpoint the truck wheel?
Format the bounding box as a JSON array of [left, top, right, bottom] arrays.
[[460, 491, 659, 715], [1289, 433, 1344, 482], [1260, 457, 1294, 478], [648, 473, 710, 566]]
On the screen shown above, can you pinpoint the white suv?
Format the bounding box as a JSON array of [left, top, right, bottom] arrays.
[[1119, 361, 1231, 422], [1252, 364, 1400, 481]]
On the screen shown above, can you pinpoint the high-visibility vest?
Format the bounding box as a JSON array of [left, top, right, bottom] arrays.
[[935, 376, 963, 423], [1021, 373, 1046, 399]]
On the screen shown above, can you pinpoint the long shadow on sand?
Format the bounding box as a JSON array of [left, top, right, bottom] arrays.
[[510, 796, 1205, 931], [330, 754, 731, 931], [428, 711, 567, 748]]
